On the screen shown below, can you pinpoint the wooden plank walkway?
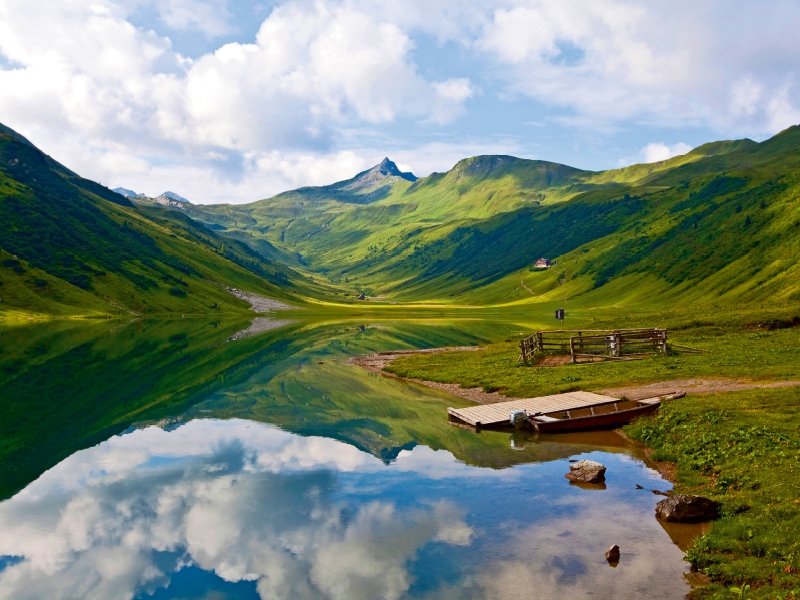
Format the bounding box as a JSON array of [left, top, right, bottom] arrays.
[[447, 391, 620, 427]]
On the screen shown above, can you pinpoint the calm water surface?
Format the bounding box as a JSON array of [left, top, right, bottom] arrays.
[[0, 316, 702, 599]]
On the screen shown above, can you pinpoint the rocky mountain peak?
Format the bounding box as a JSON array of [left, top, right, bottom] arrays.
[[112, 187, 192, 207], [367, 158, 417, 183], [334, 158, 417, 195], [160, 191, 189, 203], [356, 157, 417, 182]]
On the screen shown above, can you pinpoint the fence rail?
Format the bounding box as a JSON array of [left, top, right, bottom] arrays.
[[519, 328, 667, 364]]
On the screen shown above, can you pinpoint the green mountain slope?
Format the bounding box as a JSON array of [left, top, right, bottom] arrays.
[[0, 124, 312, 319], [179, 156, 595, 295], [182, 126, 800, 307], [6, 119, 800, 314]]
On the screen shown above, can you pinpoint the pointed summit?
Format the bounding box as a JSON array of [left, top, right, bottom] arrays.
[[357, 158, 416, 184], [279, 157, 418, 204], [331, 158, 416, 197], [374, 157, 416, 182]]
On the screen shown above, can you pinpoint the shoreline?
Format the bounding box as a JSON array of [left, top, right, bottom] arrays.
[[350, 345, 800, 492], [350, 346, 800, 404], [348, 347, 514, 405]]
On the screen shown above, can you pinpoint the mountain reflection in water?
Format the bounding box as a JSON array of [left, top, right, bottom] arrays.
[[0, 317, 698, 599]]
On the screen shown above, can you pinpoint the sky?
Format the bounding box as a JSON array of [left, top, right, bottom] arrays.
[[1, 0, 799, 204]]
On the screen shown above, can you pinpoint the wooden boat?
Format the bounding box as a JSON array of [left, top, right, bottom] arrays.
[[525, 392, 684, 433]]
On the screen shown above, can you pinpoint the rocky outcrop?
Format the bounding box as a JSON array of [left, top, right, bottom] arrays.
[[655, 495, 720, 522], [564, 460, 606, 483], [154, 195, 187, 208]]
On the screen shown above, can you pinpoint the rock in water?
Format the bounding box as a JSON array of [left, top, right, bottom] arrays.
[[605, 544, 620, 564], [655, 495, 720, 522], [565, 460, 606, 483]]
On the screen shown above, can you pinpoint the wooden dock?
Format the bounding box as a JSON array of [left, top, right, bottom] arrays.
[[447, 391, 620, 427]]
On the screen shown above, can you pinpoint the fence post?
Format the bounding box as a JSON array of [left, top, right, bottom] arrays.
[[570, 337, 576, 363]]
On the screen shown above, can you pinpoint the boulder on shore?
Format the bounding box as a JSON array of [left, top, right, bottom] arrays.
[[605, 544, 620, 564], [655, 494, 720, 522], [565, 459, 606, 483]]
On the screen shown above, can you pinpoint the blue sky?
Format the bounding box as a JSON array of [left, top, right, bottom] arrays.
[[1, 0, 799, 203]]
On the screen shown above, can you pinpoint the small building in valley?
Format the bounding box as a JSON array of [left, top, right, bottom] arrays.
[[535, 258, 552, 268]]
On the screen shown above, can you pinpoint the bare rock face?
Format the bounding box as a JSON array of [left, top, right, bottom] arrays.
[[655, 495, 720, 522], [605, 544, 621, 564], [565, 460, 606, 483]]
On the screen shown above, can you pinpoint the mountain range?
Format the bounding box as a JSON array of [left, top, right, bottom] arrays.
[[113, 188, 190, 203], [2, 120, 800, 317], [174, 130, 800, 307]]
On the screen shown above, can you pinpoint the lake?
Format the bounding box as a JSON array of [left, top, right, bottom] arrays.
[[0, 316, 704, 599]]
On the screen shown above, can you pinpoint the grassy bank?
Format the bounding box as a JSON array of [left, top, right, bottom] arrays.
[[384, 313, 800, 399], [626, 389, 800, 599], [383, 310, 800, 598]]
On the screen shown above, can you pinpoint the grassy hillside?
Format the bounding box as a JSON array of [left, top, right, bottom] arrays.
[[0, 124, 318, 319], [183, 126, 800, 307], [5, 120, 800, 315]]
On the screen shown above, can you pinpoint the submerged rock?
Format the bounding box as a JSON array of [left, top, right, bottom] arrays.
[[655, 495, 720, 522], [606, 544, 621, 564], [565, 459, 606, 483]]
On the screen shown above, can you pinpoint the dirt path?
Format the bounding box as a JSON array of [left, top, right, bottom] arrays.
[[520, 279, 536, 295], [225, 287, 295, 312], [350, 348, 800, 405], [598, 378, 800, 400]]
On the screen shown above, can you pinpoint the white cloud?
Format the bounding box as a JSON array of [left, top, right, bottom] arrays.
[[1, 0, 799, 202], [0, 0, 479, 201], [765, 85, 800, 132], [640, 142, 692, 163], [730, 75, 764, 118], [479, 0, 800, 132], [154, 0, 233, 36]]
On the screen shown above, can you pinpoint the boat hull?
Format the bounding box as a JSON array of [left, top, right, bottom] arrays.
[[532, 402, 660, 432]]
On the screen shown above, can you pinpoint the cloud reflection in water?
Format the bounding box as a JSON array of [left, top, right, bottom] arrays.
[[0, 419, 690, 599], [0, 420, 482, 600]]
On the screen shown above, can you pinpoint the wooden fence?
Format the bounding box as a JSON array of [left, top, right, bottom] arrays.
[[519, 328, 667, 364]]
